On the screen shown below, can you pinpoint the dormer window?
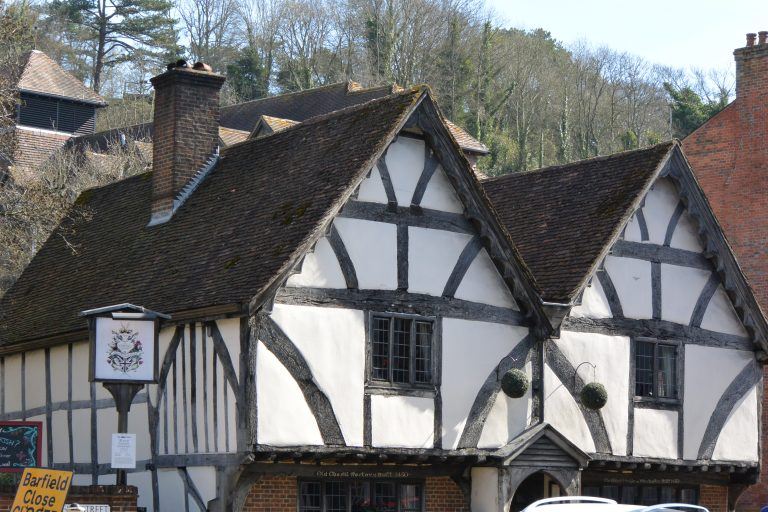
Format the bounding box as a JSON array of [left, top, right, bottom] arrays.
[[368, 313, 435, 387]]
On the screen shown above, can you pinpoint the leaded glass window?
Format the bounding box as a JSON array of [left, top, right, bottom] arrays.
[[635, 340, 678, 400], [370, 314, 434, 386], [299, 481, 424, 512]]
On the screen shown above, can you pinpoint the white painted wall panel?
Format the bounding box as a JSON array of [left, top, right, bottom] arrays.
[[701, 286, 749, 337], [643, 178, 679, 245], [334, 218, 397, 290], [71, 474, 93, 486], [50, 344, 69, 403], [385, 136, 424, 206], [70, 342, 91, 401], [98, 474, 116, 485], [570, 278, 612, 319], [371, 394, 433, 448], [477, 362, 531, 449], [127, 471, 153, 511], [357, 166, 388, 204], [23, 351, 45, 410], [471, 467, 500, 512], [454, 248, 517, 309], [420, 166, 464, 213], [556, 331, 629, 455], [543, 366, 596, 453], [4, 354, 21, 412], [604, 255, 652, 319], [188, 466, 218, 509], [633, 408, 678, 459], [96, 408, 118, 463], [128, 402, 151, 461], [217, 318, 242, 382], [157, 468, 186, 512], [712, 385, 759, 461], [669, 211, 704, 252], [408, 227, 472, 296], [51, 409, 69, 464], [72, 408, 91, 463], [286, 237, 346, 289], [683, 346, 753, 459], [623, 212, 643, 242], [272, 304, 365, 446], [660, 265, 710, 325], [256, 340, 323, 446], [441, 319, 529, 449]]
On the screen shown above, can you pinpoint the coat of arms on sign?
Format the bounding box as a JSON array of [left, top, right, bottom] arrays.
[[106, 324, 144, 373]]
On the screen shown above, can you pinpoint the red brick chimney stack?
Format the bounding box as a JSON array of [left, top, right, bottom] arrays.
[[759, 31, 768, 45], [149, 60, 225, 224], [747, 33, 757, 47]]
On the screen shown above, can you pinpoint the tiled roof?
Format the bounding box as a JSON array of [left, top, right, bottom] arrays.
[[483, 142, 676, 303], [17, 51, 106, 106], [253, 115, 300, 137], [444, 119, 488, 154], [0, 90, 420, 345], [218, 126, 250, 146]]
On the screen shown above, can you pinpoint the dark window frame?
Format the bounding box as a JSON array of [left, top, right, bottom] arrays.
[[366, 312, 437, 391], [297, 478, 425, 512], [582, 483, 698, 506], [632, 338, 681, 405]]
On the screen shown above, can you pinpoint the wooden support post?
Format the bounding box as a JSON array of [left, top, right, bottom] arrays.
[[104, 383, 144, 486]]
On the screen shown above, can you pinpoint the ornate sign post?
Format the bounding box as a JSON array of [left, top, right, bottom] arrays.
[[81, 304, 169, 485]]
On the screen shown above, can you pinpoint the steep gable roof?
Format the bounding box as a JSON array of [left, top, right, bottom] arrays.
[[483, 141, 768, 348], [17, 51, 106, 106]]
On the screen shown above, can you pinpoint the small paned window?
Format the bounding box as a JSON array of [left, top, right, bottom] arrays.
[[370, 314, 434, 386], [584, 484, 698, 505], [299, 481, 423, 512], [635, 340, 677, 400]]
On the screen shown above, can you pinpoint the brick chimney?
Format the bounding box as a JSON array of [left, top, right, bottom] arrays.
[[149, 61, 225, 225]]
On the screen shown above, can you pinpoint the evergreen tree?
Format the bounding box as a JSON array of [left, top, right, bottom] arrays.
[[664, 82, 729, 138], [48, 0, 179, 92], [226, 45, 268, 101]]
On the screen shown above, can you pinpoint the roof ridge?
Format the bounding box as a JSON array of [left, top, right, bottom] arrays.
[[221, 81, 352, 110], [483, 140, 677, 183], [223, 87, 426, 152]]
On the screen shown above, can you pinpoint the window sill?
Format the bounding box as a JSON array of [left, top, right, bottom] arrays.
[[365, 384, 437, 398], [633, 396, 680, 410]]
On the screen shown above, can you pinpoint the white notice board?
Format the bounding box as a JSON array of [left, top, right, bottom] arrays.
[[111, 433, 136, 469]]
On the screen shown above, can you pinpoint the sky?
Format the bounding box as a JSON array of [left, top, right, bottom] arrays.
[[487, 0, 768, 73]]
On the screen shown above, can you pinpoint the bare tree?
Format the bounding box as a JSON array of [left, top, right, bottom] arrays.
[[180, 0, 239, 66]]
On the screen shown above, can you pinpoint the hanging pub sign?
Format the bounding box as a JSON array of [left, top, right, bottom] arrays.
[[0, 421, 42, 472], [80, 304, 169, 384]]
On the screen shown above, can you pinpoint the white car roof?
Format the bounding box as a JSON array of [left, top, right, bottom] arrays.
[[522, 497, 709, 512]]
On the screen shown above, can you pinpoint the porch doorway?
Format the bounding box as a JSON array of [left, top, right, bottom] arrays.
[[510, 472, 565, 512]]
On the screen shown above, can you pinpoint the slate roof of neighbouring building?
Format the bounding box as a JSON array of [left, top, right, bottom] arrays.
[[0, 90, 422, 345], [483, 142, 676, 303], [67, 81, 487, 155], [17, 50, 106, 106]]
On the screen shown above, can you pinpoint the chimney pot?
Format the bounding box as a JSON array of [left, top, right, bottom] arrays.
[[193, 62, 213, 72], [759, 31, 768, 45], [747, 33, 757, 46]]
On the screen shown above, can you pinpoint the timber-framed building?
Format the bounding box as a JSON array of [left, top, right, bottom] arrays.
[[0, 63, 765, 512]]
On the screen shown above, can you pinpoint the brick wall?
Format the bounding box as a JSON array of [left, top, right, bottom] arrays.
[[0, 484, 138, 512], [699, 484, 728, 512], [11, 126, 71, 182], [242, 475, 469, 512]]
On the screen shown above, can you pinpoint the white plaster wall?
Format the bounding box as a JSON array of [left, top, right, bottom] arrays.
[[24, 350, 45, 410], [642, 178, 679, 245], [49, 344, 69, 403], [454, 248, 518, 309], [97, 407, 119, 463], [4, 353, 21, 411], [128, 401, 152, 461], [441, 319, 529, 449], [157, 468, 186, 512], [543, 366, 596, 453], [623, 211, 643, 242], [385, 136, 425, 206], [408, 227, 472, 296], [712, 385, 759, 461], [701, 286, 749, 337], [632, 408, 678, 459], [477, 362, 531, 449], [127, 471, 153, 511], [52, 409, 69, 464], [334, 218, 397, 289], [188, 466, 218, 509], [72, 408, 91, 463], [556, 331, 629, 455], [471, 467, 500, 512], [256, 339, 323, 446], [71, 342, 91, 401], [217, 318, 242, 382], [357, 166, 388, 204], [660, 265, 710, 325], [370, 394, 433, 448], [286, 237, 346, 289], [604, 255, 652, 319], [683, 346, 754, 459], [570, 278, 612, 319], [420, 166, 464, 213], [669, 211, 704, 252], [271, 304, 365, 446]]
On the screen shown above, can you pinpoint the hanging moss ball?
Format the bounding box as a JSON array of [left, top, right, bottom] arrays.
[[581, 382, 608, 410], [501, 368, 529, 398]]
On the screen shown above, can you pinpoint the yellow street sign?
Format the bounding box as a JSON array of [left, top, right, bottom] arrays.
[[11, 467, 73, 512]]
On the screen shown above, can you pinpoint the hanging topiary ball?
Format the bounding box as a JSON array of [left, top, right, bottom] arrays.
[[501, 368, 529, 398], [580, 382, 608, 410]]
